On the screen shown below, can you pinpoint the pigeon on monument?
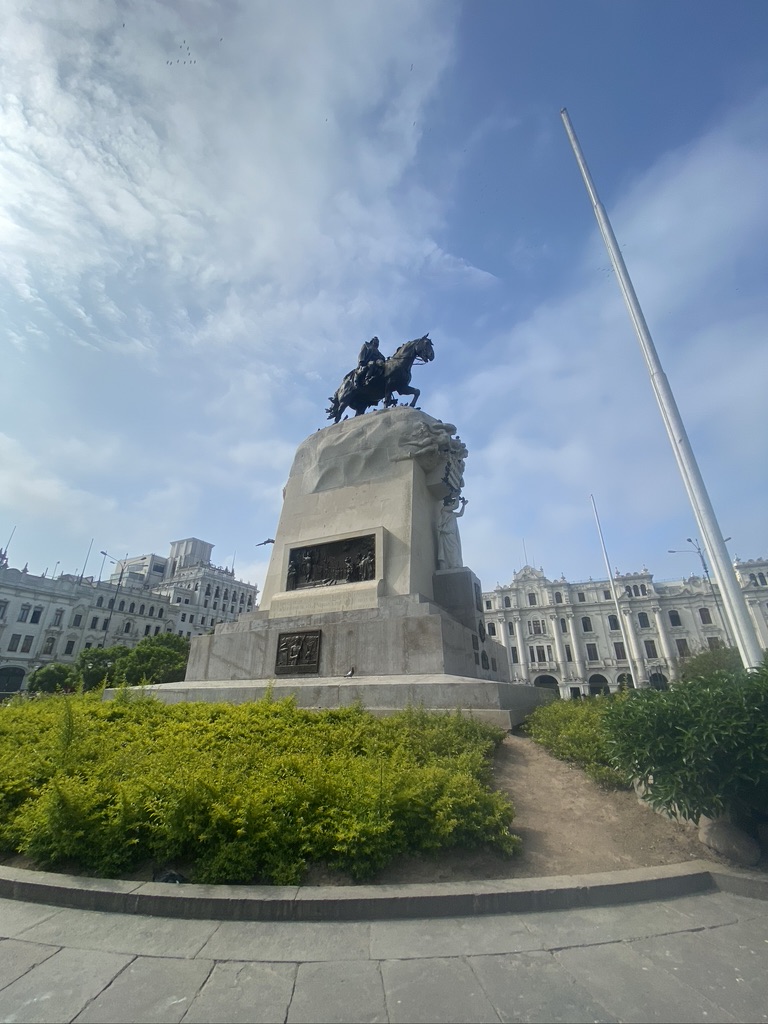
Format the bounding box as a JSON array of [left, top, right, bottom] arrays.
[[344, 668, 355, 677]]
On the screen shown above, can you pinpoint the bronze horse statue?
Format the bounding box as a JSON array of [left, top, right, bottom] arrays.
[[326, 334, 434, 423]]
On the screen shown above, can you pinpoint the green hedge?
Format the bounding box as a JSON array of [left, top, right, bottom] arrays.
[[0, 694, 519, 883], [524, 670, 768, 821]]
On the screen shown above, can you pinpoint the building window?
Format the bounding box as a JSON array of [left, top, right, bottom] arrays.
[[640, 584, 647, 595], [43, 637, 55, 656], [528, 620, 543, 635], [504, 596, 511, 608], [485, 600, 492, 610], [119, 600, 125, 612], [560, 618, 567, 634], [529, 646, 536, 663], [581, 616, 592, 633], [65, 640, 75, 655], [608, 614, 619, 631], [699, 608, 712, 625], [154, 626, 161, 635], [18, 605, 30, 622], [30, 606, 43, 624], [644, 639, 658, 658], [53, 609, 63, 627], [0, 601, 7, 619], [189, 614, 194, 624], [536, 646, 546, 662], [108, 599, 114, 610], [203, 600, 209, 608], [84, 642, 92, 649], [8, 634, 21, 652], [129, 603, 135, 613], [555, 592, 563, 604], [675, 638, 690, 657], [528, 593, 537, 606], [604, 590, 611, 600], [21, 635, 33, 653], [586, 642, 599, 661], [103, 619, 109, 630], [144, 625, 151, 636], [90, 616, 99, 629], [638, 612, 650, 628], [149, 606, 155, 617], [96, 596, 104, 608], [614, 641, 626, 660], [510, 646, 519, 663], [759, 573, 767, 586], [487, 622, 496, 636], [200, 616, 206, 626], [707, 636, 722, 650], [668, 610, 681, 627], [564, 644, 573, 662], [158, 608, 163, 619], [577, 592, 586, 603], [507, 621, 514, 635], [213, 602, 218, 610], [633, 585, 640, 597], [139, 605, 145, 615], [181, 613, 186, 622], [124, 622, 132, 634], [184, 599, 190, 605], [546, 645, 553, 660], [73, 614, 82, 627]]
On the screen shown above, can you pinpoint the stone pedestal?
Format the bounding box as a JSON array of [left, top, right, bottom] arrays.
[[174, 408, 554, 726]]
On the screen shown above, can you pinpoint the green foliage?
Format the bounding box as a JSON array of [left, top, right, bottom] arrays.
[[523, 694, 626, 787], [26, 663, 76, 694], [607, 669, 768, 821], [36, 634, 192, 693], [120, 634, 190, 686], [676, 646, 744, 684], [0, 696, 518, 883]]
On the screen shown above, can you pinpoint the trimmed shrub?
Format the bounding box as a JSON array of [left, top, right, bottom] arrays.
[[0, 695, 519, 883], [606, 670, 768, 821]]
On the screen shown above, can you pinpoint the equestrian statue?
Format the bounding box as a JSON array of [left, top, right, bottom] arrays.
[[326, 333, 434, 423]]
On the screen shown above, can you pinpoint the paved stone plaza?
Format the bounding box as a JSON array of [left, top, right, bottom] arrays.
[[0, 886, 766, 1023]]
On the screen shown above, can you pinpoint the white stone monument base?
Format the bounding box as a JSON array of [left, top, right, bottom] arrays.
[[108, 674, 553, 730]]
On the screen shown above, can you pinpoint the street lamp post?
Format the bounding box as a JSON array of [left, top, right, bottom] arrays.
[[668, 539, 733, 648], [99, 550, 126, 648]]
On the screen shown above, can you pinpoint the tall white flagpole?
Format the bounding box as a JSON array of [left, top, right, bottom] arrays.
[[590, 495, 644, 688], [561, 108, 762, 671]]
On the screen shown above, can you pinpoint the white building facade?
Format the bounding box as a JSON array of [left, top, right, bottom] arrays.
[[0, 538, 258, 695], [483, 558, 768, 699]]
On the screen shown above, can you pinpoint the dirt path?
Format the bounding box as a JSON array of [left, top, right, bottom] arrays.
[[368, 733, 733, 884]]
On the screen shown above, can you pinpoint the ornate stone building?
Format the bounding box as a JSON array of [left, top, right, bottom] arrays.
[[0, 538, 258, 695], [483, 558, 768, 698]]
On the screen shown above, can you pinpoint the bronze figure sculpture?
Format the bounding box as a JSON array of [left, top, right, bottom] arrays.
[[326, 334, 434, 422]]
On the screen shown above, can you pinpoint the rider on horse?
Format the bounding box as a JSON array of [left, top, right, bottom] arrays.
[[355, 337, 386, 389]]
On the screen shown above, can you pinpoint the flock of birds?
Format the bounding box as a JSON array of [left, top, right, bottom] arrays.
[[165, 37, 223, 67]]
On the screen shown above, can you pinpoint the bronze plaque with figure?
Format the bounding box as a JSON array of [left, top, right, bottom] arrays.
[[275, 630, 322, 675], [286, 535, 376, 590]]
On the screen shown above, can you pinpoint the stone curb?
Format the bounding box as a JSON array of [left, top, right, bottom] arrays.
[[2, 860, 764, 921]]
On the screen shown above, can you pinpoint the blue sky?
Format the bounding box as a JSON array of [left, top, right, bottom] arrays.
[[2, 0, 767, 593]]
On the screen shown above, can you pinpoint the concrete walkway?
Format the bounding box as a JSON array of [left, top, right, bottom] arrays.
[[0, 865, 766, 1023]]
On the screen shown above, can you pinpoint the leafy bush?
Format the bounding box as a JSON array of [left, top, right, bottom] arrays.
[[677, 646, 744, 684], [0, 696, 518, 883], [28, 634, 191, 693], [523, 694, 626, 787], [607, 670, 768, 821], [26, 663, 76, 694]]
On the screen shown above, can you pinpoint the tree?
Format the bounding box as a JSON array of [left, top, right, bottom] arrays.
[[120, 633, 190, 686], [26, 663, 76, 694], [74, 645, 131, 691], [677, 646, 745, 685]]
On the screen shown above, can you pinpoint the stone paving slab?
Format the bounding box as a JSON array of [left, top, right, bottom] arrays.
[[631, 930, 768, 1023], [0, 939, 58, 993], [369, 913, 540, 959], [554, 941, 739, 1023], [16, 907, 220, 959], [72, 956, 214, 1024], [195, 920, 371, 963], [381, 957, 500, 1024], [181, 962, 297, 1024], [287, 961, 387, 1024], [468, 949, 618, 1023], [0, 897, 63, 939], [0, 947, 132, 1024]]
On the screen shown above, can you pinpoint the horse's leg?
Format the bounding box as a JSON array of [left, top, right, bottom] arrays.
[[399, 385, 419, 408]]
